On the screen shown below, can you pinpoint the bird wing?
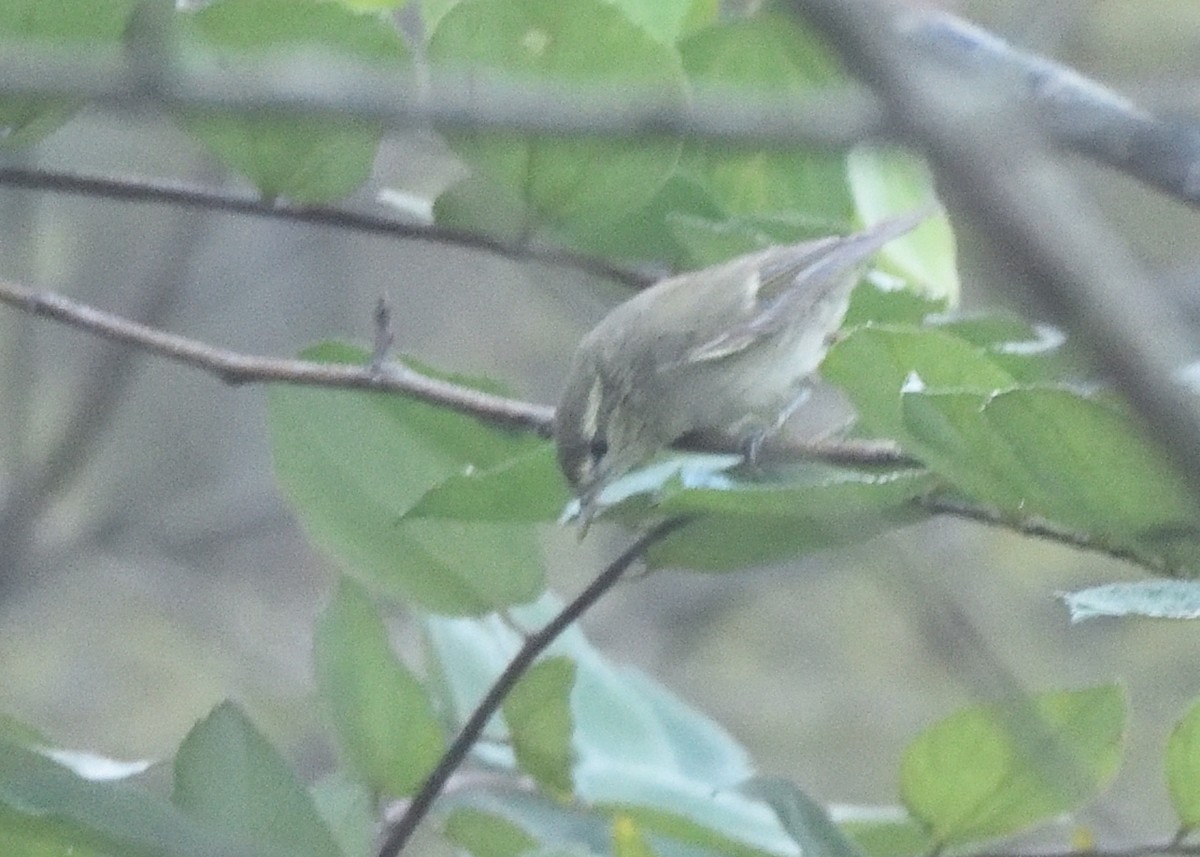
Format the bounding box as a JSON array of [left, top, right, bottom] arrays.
[[681, 209, 928, 365]]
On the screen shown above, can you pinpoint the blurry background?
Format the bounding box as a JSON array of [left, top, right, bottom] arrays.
[[2, 0, 1199, 846]]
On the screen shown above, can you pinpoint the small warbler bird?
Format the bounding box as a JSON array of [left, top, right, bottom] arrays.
[[554, 208, 931, 527]]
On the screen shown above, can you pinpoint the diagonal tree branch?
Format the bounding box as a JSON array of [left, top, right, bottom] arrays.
[[0, 166, 651, 289], [376, 514, 692, 857], [0, 275, 1183, 576], [0, 277, 556, 436]]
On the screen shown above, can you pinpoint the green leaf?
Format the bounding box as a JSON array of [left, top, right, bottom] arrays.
[[899, 685, 1125, 848], [427, 0, 685, 234], [822, 326, 1017, 439], [0, 736, 270, 857], [1168, 698, 1200, 832], [679, 16, 852, 223], [314, 578, 446, 797], [425, 598, 791, 856], [842, 282, 946, 329], [930, 315, 1067, 383], [605, 0, 702, 45], [612, 814, 660, 857], [571, 175, 727, 267], [1061, 581, 1200, 622], [903, 387, 1200, 546], [267, 342, 545, 615], [433, 173, 537, 245], [407, 446, 568, 522], [444, 807, 539, 857], [668, 210, 859, 269], [740, 778, 866, 857], [173, 703, 341, 857], [836, 807, 934, 857], [0, 0, 136, 148], [504, 657, 577, 799], [845, 146, 959, 305], [179, 0, 408, 203], [642, 463, 935, 571], [309, 770, 375, 857]]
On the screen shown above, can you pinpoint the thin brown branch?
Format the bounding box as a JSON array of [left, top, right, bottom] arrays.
[[0, 276, 926, 466], [0, 276, 1183, 576], [0, 277, 556, 436], [376, 515, 693, 857], [918, 494, 1170, 574], [0, 166, 652, 289]]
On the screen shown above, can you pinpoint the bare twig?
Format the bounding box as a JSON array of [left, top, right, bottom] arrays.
[[0, 277, 556, 436], [0, 277, 929, 468], [0, 166, 650, 289], [918, 494, 1170, 574], [370, 296, 394, 372], [376, 515, 693, 857]]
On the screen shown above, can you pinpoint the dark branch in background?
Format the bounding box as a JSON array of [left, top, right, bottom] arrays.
[[788, 0, 1200, 516], [1, 10, 1198, 208], [376, 515, 692, 857], [902, 13, 1200, 209], [0, 166, 651, 289]]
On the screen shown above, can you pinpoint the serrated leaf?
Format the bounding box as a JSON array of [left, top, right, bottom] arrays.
[[822, 326, 1017, 439], [179, 0, 408, 203], [899, 685, 1125, 848], [504, 657, 577, 799], [427, 0, 685, 234], [643, 464, 935, 571], [1167, 698, 1200, 832], [931, 315, 1068, 384], [314, 579, 446, 796], [173, 703, 341, 857], [267, 342, 545, 614], [903, 387, 1200, 548]]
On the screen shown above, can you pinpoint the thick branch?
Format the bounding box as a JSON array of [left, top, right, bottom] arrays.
[[2, 10, 1198, 207], [790, 0, 1200, 520]]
